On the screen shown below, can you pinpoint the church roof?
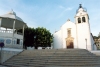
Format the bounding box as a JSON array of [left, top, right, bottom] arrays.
[[61, 19, 75, 28]]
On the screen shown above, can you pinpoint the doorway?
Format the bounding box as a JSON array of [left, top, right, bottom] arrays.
[[66, 41, 74, 48], [66, 37, 74, 49]]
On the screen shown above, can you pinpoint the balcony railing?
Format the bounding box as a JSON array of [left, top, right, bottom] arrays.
[[0, 30, 23, 35], [0, 30, 13, 33]]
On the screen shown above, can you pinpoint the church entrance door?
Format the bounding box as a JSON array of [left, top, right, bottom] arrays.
[[66, 28, 74, 49], [66, 37, 74, 49], [66, 41, 74, 48]]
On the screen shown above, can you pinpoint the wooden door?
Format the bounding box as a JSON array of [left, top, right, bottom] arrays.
[[66, 41, 74, 49]]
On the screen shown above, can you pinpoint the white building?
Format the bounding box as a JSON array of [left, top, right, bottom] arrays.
[[53, 4, 97, 50], [0, 10, 27, 49]]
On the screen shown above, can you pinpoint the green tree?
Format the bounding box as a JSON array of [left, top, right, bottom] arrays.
[[34, 27, 53, 49], [18, 27, 53, 49], [93, 36, 99, 39], [24, 28, 35, 49]]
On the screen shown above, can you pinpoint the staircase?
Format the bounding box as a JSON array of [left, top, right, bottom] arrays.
[[3, 49, 100, 67]]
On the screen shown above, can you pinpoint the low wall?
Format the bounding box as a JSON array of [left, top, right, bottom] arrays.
[[27, 47, 52, 50], [91, 50, 100, 56], [0, 48, 23, 63], [5, 45, 23, 49]]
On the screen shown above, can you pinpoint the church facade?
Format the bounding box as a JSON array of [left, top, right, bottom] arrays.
[[53, 4, 97, 50]]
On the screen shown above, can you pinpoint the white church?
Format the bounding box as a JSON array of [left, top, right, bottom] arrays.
[[53, 4, 97, 50]]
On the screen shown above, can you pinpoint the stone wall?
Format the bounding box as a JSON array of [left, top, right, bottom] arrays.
[[91, 51, 100, 56], [0, 48, 23, 63], [5, 45, 23, 49]]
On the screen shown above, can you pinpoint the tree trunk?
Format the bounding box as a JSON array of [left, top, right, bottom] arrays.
[[35, 46, 38, 49]]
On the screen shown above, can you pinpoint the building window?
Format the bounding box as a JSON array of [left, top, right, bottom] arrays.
[[67, 29, 71, 37], [82, 17, 86, 22], [78, 18, 81, 23], [17, 39, 20, 44], [6, 39, 11, 44]]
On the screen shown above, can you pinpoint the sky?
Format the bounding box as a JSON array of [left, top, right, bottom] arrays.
[[0, 0, 100, 36]]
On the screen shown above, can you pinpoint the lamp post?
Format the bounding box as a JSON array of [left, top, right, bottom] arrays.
[[34, 36, 36, 49], [0, 42, 4, 64], [85, 38, 87, 49]]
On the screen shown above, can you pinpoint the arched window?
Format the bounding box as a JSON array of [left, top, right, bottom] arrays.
[[82, 17, 86, 22], [78, 18, 81, 23]]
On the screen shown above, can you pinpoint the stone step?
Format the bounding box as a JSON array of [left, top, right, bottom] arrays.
[[20, 54, 95, 56], [4, 62, 100, 66], [4, 62, 100, 67], [4, 59, 100, 64], [22, 51, 91, 53], [6, 65, 100, 67], [3, 49, 100, 67], [7, 58, 100, 61], [7, 57, 97, 60], [7, 56, 97, 60], [7, 58, 97, 62]]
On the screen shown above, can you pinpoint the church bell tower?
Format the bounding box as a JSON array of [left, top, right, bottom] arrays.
[[75, 4, 92, 50]]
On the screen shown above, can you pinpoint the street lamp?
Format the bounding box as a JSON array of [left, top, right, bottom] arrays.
[[34, 36, 36, 49], [85, 38, 87, 49], [34, 36, 36, 39], [0, 42, 4, 64]]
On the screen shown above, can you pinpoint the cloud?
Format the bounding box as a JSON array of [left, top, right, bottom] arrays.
[[59, 5, 73, 11], [59, 5, 65, 9], [65, 7, 73, 11], [57, 6, 73, 18]]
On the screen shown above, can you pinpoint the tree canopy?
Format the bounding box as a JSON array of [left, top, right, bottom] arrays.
[[17, 27, 53, 49]]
